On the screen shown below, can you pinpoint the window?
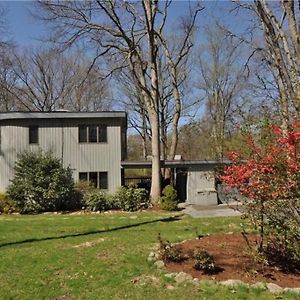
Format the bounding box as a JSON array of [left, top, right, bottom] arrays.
[[89, 172, 98, 187], [78, 125, 107, 143], [89, 126, 98, 143], [99, 172, 108, 189], [98, 125, 107, 143], [79, 171, 108, 190], [29, 126, 38, 144], [79, 126, 87, 143], [79, 172, 88, 181]]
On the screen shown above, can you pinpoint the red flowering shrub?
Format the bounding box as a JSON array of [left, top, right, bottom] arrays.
[[221, 123, 300, 271]]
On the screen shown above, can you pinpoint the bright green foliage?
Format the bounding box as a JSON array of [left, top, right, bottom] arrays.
[[74, 180, 96, 207], [113, 186, 149, 211], [83, 189, 112, 211], [7, 151, 75, 213], [160, 185, 178, 211], [0, 193, 17, 214], [76, 184, 150, 212]]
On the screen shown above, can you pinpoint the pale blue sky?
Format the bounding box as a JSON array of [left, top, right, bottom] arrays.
[[5, 1, 40, 46], [3, 1, 243, 48]]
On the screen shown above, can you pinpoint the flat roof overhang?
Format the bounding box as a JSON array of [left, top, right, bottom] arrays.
[[121, 160, 231, 169], [0, 111, 127, 121]]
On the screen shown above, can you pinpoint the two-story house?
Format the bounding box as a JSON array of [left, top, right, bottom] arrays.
[[0, 111, 127, 193]]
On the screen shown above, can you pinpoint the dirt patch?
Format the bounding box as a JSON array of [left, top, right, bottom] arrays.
[[164, 233, 300, 288], [143, 206, 162, 212]]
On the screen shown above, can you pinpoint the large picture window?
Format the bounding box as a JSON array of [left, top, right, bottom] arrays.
[[29, 126, 39, 144], [78, 171, 108, 189], [78, 125, 107, 143]]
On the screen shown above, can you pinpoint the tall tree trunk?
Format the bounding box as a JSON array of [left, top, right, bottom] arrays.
[[278, 76, 289, 133], [149, 111, 161, 203], [168, 68, 181, 161], [165, 71, 181, 181], [141, 106, 148, 160], [143, 0, 161, 203]]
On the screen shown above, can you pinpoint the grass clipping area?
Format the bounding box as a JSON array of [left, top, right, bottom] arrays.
[[0, 212, 298, 300]]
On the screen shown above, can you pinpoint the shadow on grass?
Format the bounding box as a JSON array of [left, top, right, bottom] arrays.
[[0, 214, 183, 249]]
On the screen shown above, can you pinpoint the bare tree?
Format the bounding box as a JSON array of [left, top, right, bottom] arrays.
[[197, 26, 251, 159], [36, 0, 202, 202], [118, 36, 194, 167], [157, 11, 199, 161], [117, 74, 151, 160], [0, 53, 17, 111], [0, 4, 11, 51], [231, 0, 300, 131], [117, 7, 200, 182], [9, 49, 70, 111], [63, 53, 111, 112], [5, 48, 110, 112], [0, 4, 17, 111]]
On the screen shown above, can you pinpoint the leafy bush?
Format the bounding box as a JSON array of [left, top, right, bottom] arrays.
[[74, 180, 96, 208], [0, 193, 17, 214], [159, 185, 178, 211], [113, 186, 149, 211], [7, 151, 75, 214], [158, 234, 186, 263], [221, 121, 300, 268], [192, 250, 216, 272], [83, 189, 112, 212]]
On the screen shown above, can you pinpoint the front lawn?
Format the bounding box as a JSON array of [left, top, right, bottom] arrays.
[[0, 211, 297, 299]]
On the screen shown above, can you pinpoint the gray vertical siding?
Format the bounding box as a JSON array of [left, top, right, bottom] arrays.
[[0, 117, 126, 193], [187, 167, 218, 205]]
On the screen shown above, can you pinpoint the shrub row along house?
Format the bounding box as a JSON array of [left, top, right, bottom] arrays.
[[0, 112, 127, 193]]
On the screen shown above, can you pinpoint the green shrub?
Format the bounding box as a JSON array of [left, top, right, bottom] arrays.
[[113, 186, 149, 211], [7, 151, 75, 214], [159, 185, 178, 211], [192, 250, 216, 272], [0, 193, 17, 214], [74, 180, 96, 208], [83, 189, 112, 212]]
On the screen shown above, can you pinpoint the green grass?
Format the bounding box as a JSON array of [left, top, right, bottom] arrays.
[[0, 211, 297, 300]]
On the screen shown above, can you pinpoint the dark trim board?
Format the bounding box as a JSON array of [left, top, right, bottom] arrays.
[[121, 160, 231, 169], [0, 111, 127, 121]]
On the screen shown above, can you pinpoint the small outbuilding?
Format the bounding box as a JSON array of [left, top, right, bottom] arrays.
[[121, 160, 230, 206]]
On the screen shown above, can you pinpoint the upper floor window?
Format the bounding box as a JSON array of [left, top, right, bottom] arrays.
[[29, 126, 39, 144], [78, 125, 107, 143]]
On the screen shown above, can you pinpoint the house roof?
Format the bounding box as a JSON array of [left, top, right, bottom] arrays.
[[121, 160, 231, 169], [0, 111, 127, 121]]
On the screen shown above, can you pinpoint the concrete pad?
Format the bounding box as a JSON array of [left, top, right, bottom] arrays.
[[181, 203, 242, 218]]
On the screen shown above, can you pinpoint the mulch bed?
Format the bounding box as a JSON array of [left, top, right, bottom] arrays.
[[164, 233, 300, 288]]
